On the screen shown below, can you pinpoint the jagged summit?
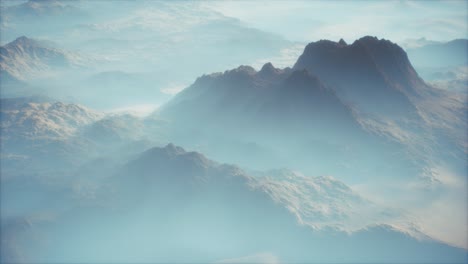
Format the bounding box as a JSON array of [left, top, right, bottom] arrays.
[[353, 36, 408, 58], [293, 36, 424, 116], [258, 62, 288, 78], [299, 36, 403, 57], [260, 62, 275, 72], [168, 35, 426, 122], [188, 63, 292, 90], [353, 35, 408, 52], [355, 35, 381, 43], [308, 39, 341, 49]]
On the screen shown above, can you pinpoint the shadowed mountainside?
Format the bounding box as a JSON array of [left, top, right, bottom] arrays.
[[1, 144, 465, 263]]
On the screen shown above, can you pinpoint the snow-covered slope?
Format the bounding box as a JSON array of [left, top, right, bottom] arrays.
[[0, 36, 87, 81], [1, 97, 102, 140]]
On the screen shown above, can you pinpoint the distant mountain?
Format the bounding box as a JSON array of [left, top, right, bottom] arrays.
[[406, 39, 468, 68], [404, 39, 468, 93], [0, 96, 103, 172], [423, 66, 468, 92], [82, 114, 147, 143], [0, 0, 87, 36], [0, 96, 102, 140], [0, 97, 167, 176], [2, 144, 465, 263], [1, 1, 296, 109], [1, 0, 84, 18], [400, 37, 440, 49], [0, 36, 87, 81]]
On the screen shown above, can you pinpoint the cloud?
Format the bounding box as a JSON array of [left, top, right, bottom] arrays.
[[106, 104, 160, 117], [352, 165, 468, 249]]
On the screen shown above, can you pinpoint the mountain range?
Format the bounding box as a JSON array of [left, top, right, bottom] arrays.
[[3, 36, 464, 182], [1, 144, 465, 263], [1, 0, 84, 19], [158, 36, 466, 183], [0, 0, 467, 262], [0, 96, 104, 175], [0, 96, 170, 179], [0, 36, 86, 82], [0, 33, 466, 262]]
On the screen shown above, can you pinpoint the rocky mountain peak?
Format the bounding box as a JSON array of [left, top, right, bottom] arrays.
[[338, 38, 347, 46]]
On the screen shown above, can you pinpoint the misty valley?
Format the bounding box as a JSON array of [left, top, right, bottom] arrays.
[[0, 1, 467, 263]]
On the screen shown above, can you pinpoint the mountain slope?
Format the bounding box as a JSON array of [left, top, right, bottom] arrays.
[[1, 0, 84, 19], [293, 36, 426, 117], [161, 63, 364, 142], [159, 58, 425, 180], [0, 36, 86, 81], [0, 97, 103, 173], [292, 36, 466, 163], [0, 96, 167, 177], [0, 97, 102, 140], [2, 144, 465, 263]]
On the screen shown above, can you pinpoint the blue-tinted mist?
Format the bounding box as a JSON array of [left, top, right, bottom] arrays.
[[1, 1, 467, 263]]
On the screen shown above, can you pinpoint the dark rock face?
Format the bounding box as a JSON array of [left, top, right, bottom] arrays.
[[161, 62, 359, 137], [293, 36, 426, 117]]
